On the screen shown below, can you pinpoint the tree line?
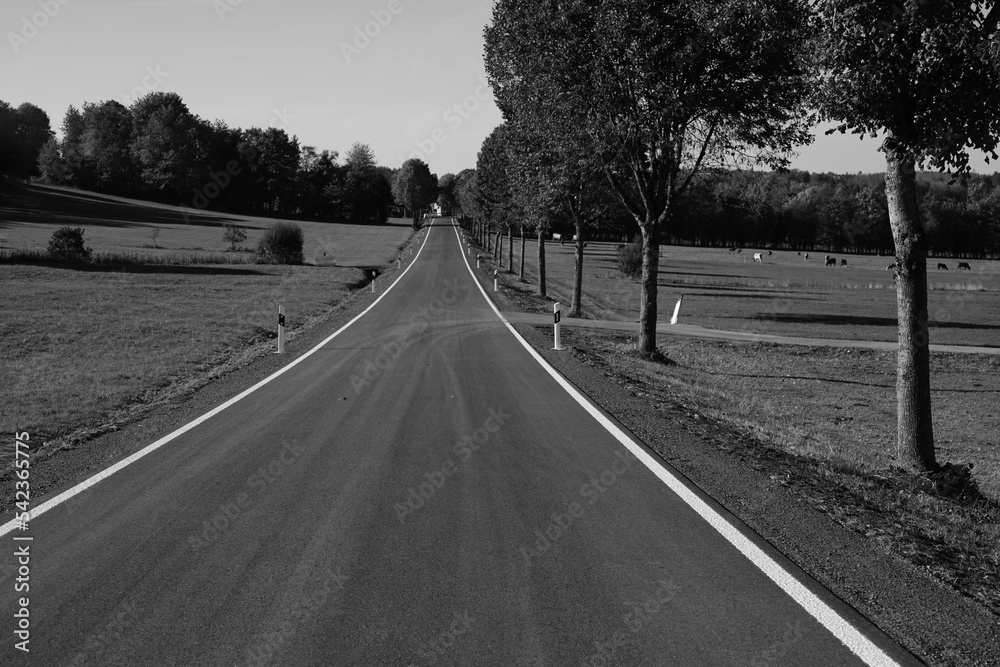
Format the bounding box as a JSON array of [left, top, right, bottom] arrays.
[[0, 92, 450, 227], [474, 0, 1000, 474]]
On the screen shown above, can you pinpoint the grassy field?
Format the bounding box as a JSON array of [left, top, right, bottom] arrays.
[[0, 183, 412, 268], [506, 237, 1000, 347], [0, 184, 415, 442]]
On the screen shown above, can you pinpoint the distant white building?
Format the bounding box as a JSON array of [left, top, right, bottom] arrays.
[[431, 203, 442, 216]]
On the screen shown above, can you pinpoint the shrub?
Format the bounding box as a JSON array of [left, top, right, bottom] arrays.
[[48, 227, 92, 262], [222, 223, 247, 252], [617, 241, 642, 279], [256, 222, 304, 264]]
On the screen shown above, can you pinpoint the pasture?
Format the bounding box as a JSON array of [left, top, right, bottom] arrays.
[[0, 184, 414, 440], [511, 239, 1000, 348], [0, 184, 409, 267]]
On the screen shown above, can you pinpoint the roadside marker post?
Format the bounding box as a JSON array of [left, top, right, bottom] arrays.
[[477, 254, 481, 269], [277, 305, 285, 354], [670, 295, 683, 325], [494, 269, 498, 292], [553, 302, 563, 350], [371, 271, 376, 293], [398, 258, 401, 269]]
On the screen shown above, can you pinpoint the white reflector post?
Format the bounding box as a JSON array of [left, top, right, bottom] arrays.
[[553, 302, 563, 350], [670, 295, 683, 325], [277, 305, 285, 354]]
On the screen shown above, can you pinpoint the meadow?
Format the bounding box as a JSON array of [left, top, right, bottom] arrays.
[[0, 184, 415, 441], [507, 237, 1000, 348]]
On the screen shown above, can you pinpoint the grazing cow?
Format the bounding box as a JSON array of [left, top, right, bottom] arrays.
[[825, 256, 836, 267], [753, 252, 763, 263], [840, 258, 848, 267], [767, 250, 773, 256], [737, 248, 742, 254], [804, 253, 810, 261], [886, 263, 896, 271], [938, 262, 948, 270], [958, 261, 972, 270]]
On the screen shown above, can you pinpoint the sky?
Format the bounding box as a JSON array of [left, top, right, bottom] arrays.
[[2, 0, 998, 177]]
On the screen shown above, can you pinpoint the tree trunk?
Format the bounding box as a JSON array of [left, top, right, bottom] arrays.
[[412, 210, 419, 229], [496, 229, 503, 263], [885, 150, 937, 472], [537, 228, 546, 297], [507, 225, 513, 273], [639, 222, 659, 355], [519, 225, 526, 281], [487, 225, 492, 254], [571, 222, 584, 317]]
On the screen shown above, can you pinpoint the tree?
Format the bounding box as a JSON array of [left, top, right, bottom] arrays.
[[296, 146, 343, 221], [454, 169, 480, 221], [486, 0, 813, 357], [343, 143, 391, 224], [811, 0, 1000, 472], [129, 92, 201, 200], [438, 173, 458, 215], [223, 223, 247, 251], [0, 101, 53, 180], [37, 137, 70, 184], [239, 127, 301, 214], [392, 158, 438, 228], [80, 101, 134, 193]]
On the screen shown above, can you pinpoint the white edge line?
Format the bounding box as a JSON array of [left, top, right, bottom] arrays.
[[0, 225, 435, 537], [450, 224, 900, 667]]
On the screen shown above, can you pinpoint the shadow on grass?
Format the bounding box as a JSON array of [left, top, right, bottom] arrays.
[[0, 257, 268, 276], [0, 183, 240, 229], [758, 313, 1000, 330]]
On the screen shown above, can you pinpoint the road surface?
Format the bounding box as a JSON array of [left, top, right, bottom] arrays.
[[3, 219, 920, 666]]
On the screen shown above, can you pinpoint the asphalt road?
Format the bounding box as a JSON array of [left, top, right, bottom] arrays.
[[3, 219, 921, 666]]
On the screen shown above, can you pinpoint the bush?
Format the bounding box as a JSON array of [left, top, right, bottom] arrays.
[[617, 241, 642, 279], [48, 227, 92, 262], [256, 222, 304, 264]]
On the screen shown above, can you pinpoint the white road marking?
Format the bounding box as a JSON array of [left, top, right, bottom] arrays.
[[450, 224, 901, 667], [0, 225, 435, 537]]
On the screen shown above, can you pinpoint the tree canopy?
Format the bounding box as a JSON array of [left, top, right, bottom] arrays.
[[485, 0, 814, 354]]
